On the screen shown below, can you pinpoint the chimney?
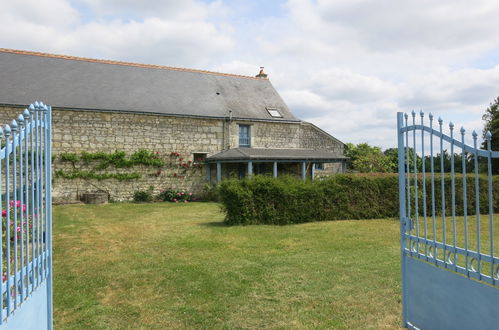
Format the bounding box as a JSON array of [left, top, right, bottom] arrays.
[[255, 67, 268, 78]]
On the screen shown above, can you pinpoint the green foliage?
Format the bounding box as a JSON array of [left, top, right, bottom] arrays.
[[133, 190, 153, 202], [55, 169, 141, 181], [345, 143, 393, 173], [59, 152, 79, 165], [482, 96, 499, 173], [58, 150, 169, 181], [130, 150, 164, 167], [218, 174, 499, 225], [157, 189, 193, 202], [202, 183, 220, 202], [74, 150, 164, 168]]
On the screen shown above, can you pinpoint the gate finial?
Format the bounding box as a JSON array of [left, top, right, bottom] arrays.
[[472, 130, 478, 139], [10, 120, 17, 132], [460, 126, 465, 135], [23, 109, 30, 119], [449, 122, 454, 129], [4, 124, 11, 137], [486, 131, 492, 151], [17, 114, 24, 126]]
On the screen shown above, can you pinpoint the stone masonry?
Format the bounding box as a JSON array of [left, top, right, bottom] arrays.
[[0, 106, 344, 202]]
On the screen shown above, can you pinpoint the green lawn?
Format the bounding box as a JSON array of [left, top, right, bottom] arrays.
[[53, 203, 403, 329]]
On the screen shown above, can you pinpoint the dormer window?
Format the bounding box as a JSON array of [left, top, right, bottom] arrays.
[[266, 107, 282, 118]]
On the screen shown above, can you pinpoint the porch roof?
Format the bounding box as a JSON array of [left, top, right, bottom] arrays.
[[206, 148, 347, 162]]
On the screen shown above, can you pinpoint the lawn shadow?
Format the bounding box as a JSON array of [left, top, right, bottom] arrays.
[[198, 221, 227, 227]]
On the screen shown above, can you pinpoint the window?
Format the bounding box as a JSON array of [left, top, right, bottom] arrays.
[[239, 125, 250, 147], [315, 163, 324, 170], [266, 107, 282, 118], [193, 153, 207, 164]]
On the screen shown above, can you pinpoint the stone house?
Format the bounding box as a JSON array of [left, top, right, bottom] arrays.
[[0, 48, 346, 202]]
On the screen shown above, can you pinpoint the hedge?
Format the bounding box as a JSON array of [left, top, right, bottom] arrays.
[[218, 174, 499, 225]]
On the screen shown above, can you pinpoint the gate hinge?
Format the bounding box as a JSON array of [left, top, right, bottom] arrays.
[[403, 217, 414, 232]]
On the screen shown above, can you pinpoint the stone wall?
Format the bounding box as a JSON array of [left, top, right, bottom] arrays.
[[0, 106, 345, 202]]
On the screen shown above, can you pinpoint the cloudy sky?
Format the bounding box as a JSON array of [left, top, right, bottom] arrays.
[[2, 0, 499, 148]]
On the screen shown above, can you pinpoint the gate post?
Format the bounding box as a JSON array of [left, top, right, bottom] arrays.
[[397, 112, 408, 326]]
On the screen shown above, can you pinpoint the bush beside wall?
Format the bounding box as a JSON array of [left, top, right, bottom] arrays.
[[218, 174, 499, 225]]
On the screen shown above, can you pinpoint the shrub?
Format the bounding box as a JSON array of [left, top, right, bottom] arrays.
[[157, 189, 193, 203], [218, 174, 499, 225], [202, 183, 219, 202], [133, 190, 153, 202]]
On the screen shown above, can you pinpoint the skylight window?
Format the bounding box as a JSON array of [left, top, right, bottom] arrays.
[[266, 108, 282, 118]]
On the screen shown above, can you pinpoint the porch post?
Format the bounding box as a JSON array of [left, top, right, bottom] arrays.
[[247, 161, 253, 177], [311, 163, 315, 180], [273, 161, 278, 178], [301, 161, 306, 181], [216, 162, 222, 182], [206, 163, 211, 182]]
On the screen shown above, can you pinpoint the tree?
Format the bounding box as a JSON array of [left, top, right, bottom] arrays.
[[345, 143, 392, 173], [482, 96, 499, 173], [383, 147, 422, 172]]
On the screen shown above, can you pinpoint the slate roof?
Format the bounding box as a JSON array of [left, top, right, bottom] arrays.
[[206, 148, 347, 162], [0, 49, 298, 122]]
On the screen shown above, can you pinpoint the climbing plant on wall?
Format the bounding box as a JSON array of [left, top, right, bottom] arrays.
[[55, 149, 203, 181]]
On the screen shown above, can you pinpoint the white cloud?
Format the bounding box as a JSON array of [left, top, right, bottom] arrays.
[[1, 0, 499, 149], [0, 0, 234, 68]]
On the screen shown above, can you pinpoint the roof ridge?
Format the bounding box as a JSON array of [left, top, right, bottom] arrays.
[[0, 48, 267, 81]]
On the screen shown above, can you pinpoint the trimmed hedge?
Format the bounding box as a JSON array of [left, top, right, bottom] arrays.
[[218, 174, 499, 225]]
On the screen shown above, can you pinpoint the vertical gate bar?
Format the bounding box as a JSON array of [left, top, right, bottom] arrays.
[[23, 109, 30, 298], [0, 128, 4, 323], [420, 111, 428, 259], [412, 111, 419, 255], [35, 107, 39, 287], [439, 117, 446, 266], [12, 120, 18, 308], [46, 105, 53, 330], [39, 106, 45, 281], [404, 114, 411, 239], [38, 106, 42, 285], [30, 106, 35, 293], [472, 131, 481, 279], [461, 127, 469, 275], [450, 122, 457, 270], [39, 105, 44, 282], [486, 132, 494, 283], [18, 114, 24, 302], [36, 106, 41, 282], [5, 124, 11, 316], [43, 104, 48, 281], [429, 113, 436, 264], [397, 112, 408, 326]]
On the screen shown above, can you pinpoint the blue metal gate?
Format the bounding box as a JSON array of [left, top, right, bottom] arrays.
[[397, 111, 499, 329], [0, 102, 52, 329]]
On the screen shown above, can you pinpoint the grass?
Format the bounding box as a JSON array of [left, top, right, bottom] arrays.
[[53, 202, 404, 329]]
